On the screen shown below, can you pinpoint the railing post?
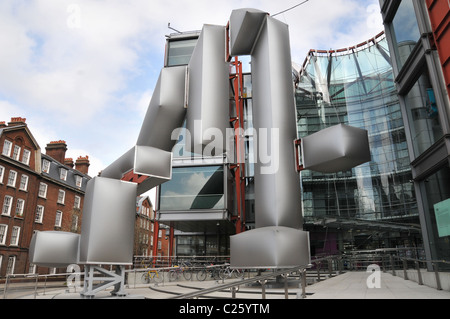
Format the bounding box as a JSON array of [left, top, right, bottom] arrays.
[[301, 269, 307, 299], [390, 255, 395, 276], [328, 259, 333, 277], [415, 261, 423, 285], [432, 262, 442, 290], [283, 274, 289, 299], [259, 280, 267, 299], [402, 258, 408, 280], [3, 274, 9, 299], [231, 286, 237, 299], [317, 261, 321, 282]]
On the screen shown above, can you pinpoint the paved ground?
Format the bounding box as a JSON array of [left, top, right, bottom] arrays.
[[10, 271, 450, 299]]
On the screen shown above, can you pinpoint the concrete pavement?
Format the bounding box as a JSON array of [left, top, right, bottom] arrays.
[[12, 270, 450, 299]]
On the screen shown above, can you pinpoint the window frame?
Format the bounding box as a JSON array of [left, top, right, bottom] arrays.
[[38, 183, 48, 198], [0, 224, 8, 245], [10, 226, 20, 246], [2, 195, 13, 216], [15, 198, 25, 217], [35, 205, 44, 223], [2, 140, 12, 157], [19, 174, 29, 191], [7, 170, 17, 187], [55, 211, 63, 228]]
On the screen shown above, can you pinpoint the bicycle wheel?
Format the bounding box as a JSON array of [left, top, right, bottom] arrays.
[[234, 269, 245, 279], [141, 272, 150, 284], [183, 270, 192, 281], [169, 270, 178, 282], [153, 271, 164, 283], [219, 269, 228, 280], [197, 270, 207, 281]]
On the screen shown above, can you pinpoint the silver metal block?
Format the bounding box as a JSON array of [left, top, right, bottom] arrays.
[[29, 231, 80, 268], [136, 65, 187, 152], [134, 145, 172, 180], [186, 24, 229, 155], [301, 124, 371, 173], [230, 227, 311, 268], [251, 16, 303, 229], [229, 8, 268, 56], [80, 177, 137, 265]]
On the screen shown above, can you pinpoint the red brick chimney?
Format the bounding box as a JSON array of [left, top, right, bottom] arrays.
[[45, 140, 67, 164], [75, 156, 90, 175], [64, 158, 74, 169], [0, 121, 6, 128], [8, 117, 27, 127]]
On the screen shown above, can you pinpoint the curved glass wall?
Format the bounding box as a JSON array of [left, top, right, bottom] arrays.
[[296, 34, 418, 230]]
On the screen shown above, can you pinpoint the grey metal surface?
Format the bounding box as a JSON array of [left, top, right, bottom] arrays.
[[229, 11, 309, 269], [79, 177, 137, 265], [29, 231, 80, 268], [230, 227, 310, 268], [301, 124, 371, 173], [136, 65, 187, 151], [229, 8, 268, 56], [186, 24, 229, 155], [251, 16, 303, 229]]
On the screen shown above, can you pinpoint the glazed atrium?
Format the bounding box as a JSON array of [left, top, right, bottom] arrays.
[[296, 33, 421, 254]]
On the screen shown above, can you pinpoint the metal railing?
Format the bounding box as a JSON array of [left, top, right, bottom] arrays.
[[2, 248, 449, 299]]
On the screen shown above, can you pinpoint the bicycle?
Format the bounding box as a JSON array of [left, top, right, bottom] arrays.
[[169, 263, 193, 281], [141, 268, 164, 284], [219, 265, 245, 280], [196, 264, 222, 281]]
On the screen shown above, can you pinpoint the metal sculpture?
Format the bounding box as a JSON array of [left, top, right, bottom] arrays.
[[29, 8, 370, 298]]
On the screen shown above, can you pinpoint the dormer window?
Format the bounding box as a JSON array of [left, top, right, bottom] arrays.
[[60, 168, 68, 181], [42, 159, 50, 173], [75, 175, 82, 188]]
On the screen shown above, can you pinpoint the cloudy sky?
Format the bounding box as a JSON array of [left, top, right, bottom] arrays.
[[0, 0, 383, 179]]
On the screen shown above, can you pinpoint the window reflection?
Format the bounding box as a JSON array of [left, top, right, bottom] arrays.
[[424, 165, 450, 263], [404, 66, 444, 156], [159, 166, 224, 210], [391, 0, 421, 69], [296, 35, 418, 222], [166, 38, 198, 67]]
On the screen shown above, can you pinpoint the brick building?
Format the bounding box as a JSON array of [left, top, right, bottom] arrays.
[[0, 117, 91, 277]]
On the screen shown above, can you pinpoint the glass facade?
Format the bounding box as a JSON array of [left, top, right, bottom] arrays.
[[391, 0, 421, 68], [296, 34, 419, 250], [380, 0, 450, 265], [159, 166, 224, 211], [166, 37, 198, 67], [404, 65, 444, 157], [424, 166, 450, 262]]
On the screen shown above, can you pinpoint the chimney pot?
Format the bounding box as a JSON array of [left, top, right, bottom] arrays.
[[45, 141, 68, 164], [75, 155, 90, 175]]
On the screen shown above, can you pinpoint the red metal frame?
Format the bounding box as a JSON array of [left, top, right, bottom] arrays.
[[229, 55, 246, 234], [294, 139, 304, 172], [426, 0, 450, 99]]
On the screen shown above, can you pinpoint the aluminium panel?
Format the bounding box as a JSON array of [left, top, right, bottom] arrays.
[[301, 124, 371, 173], [230, 227, 311, 269], [29, 231, 80, 268], [136, 65, 188, 152], [80, 177, 137, 265], [229, 8, 268, 56], [186, 24, 229, 155], [251, 16, 303, 229]]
